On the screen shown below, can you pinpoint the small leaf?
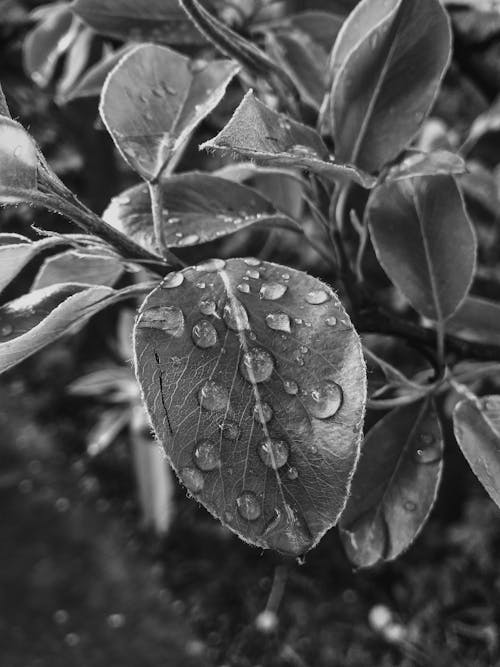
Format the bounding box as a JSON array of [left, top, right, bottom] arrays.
[[103, 171, 300, 251], [100, 44, 239, 181], [134, 258, 366, 555], [366, 176, 476, 321], [0, 236, 64, 294], [454, 395, 500, 509], [385, 151, 466, 183], [32, 249, 124, 290], [447, 296, 500, 344], [462, 94, 500, 156], [340, 399, 443, 568], [202, 91, 376, 188], [0, 283, 147, 374], [0, 117, 38, 190], [72, 0, 206, 45], [330, 0, 452, 173]]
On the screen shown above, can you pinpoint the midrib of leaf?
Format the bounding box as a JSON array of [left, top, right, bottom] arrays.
[[412, 189, 443, 325], [347, 1, 405, 167]]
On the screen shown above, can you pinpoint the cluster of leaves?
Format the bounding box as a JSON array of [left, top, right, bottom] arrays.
[[1, 0, 500, 565]]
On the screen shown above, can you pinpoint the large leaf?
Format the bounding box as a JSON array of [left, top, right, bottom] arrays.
[[0, 236, 65, 294], [454, 396, 500, 509], [103, 172, 300, 251], [366, 176, 476, 322], [447, 296, 500, 344], [340, 399, 443, 568], [32, 249, 124, 290], [100, 44, 239, 181], [0, 283, 148, 374], [202, 91, 376, 188], [71, 0, 207, 45], [134, 258, 366, 555], [0, 117, 38, 190], [330, 0, 452, 173]]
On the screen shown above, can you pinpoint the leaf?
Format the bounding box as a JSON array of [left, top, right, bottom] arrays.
[[366, 176, 477, 321], [103, 171, 300, 251], [0, 117, 38, 190], [202, 91, 376, 188], [55, 25, 94, 102], [454, 395, 500, 509], [385, 151, 466, 183], [340, 399, 443, 568], [0, 283, 147, 374], [60, 45, 133, 103], [23, 5, 76, 87], [0, 236, 65, 295], [276, 11, 344, 53], [330, 0, 452, 173], [100, 44, 239, 181], [32, 249, 124, 290], [0, 81, 11, 117], [71, 0, 207, 45], [134, 258, 366, 555], [447, 296, 500, 344]]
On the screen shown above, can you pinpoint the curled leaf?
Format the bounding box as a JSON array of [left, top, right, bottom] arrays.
[[134, 258, 366, 555], [340, 399, 443, 568]]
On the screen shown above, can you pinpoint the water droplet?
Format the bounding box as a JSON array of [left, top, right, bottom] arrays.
[[244, 258, 260, 266], [219, 420, 240, 440], [305, 289, 329, 305], [236, 491, 261, 521], [299, 346, 308, 354], [258, 438, 289, 469], [223, 299, 250, 331], [139, 306, 184, 336], [260, 283, 287, 300], [325, 316, 337, 327], [162, 272, 184, 288], [223, 510, 234, 523], [192, 320, 218, 348], [198, 381, 229, 411], [265, 504, 312, 555], [287, 466, 298, 480], [196, 258, 226, 272], [240, 347, 274, 383], [302, 381, 342, 419], [404, 500, 416, 512], [265, 312, 291, 333], [283, 379, 299, 395], [180, 466, 204, 493], [246, 269, 260, 279], [289, 144, 318, 158], [237, 283, 250, 294], [281, 273, 290, 280], [1, 324, 13, 336], [194, 439, 220, 471], [253, 402, 273, 423], [195, 281, 206, 289], [199, 299, 217, 316]]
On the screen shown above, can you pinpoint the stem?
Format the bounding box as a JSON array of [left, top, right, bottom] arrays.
[[436, 318, 446, 368], [265, 564, 288, 615], [147, 180, 185, 268]]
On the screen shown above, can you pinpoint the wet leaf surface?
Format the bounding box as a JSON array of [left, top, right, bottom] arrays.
[[366, 175, 476, 322], [202, 91, 376, 188], [100, 44, 239, 181], [454, 395, 500, 509], [330, 0, 451, 173], [103, 172, 300, 251], [340, 399, 443, 568], [134, 258, 366, 555]]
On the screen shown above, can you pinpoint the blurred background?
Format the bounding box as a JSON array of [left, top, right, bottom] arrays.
[[1, 1, 500, 665]]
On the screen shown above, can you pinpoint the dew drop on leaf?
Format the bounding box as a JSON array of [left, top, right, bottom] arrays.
[[180, 466, 205, 493], [162, 272, 184, 288], [413, 444, 442, 464], [404, 500, 417, 512], [223, 298, 250, 331], [305, 289, 330, 305], [302, 381, 342, 419], [244, 258, 260, 266], [237, 491, 261, 521], [192, 320, 218, 349], [199, 299, 217, 316], [198, 380, 229, 411], [258, 438, 289, 469], [138, 306, 185, 336], [260, 282, 287, 300], [325, 316, 337, 326], [219, 420, 240, 441], [194, 439, 220, 471], [253, 402, 273, 423], [283, 378, 299, 395], [237, 283, 250, 294], [265, 312, 291, 333], [196, 258, 226, 272], [240, 347, 274, 383], [246, 269, 260, 279], [177, 233, 200, 247], [287, 466, 299, 481]]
